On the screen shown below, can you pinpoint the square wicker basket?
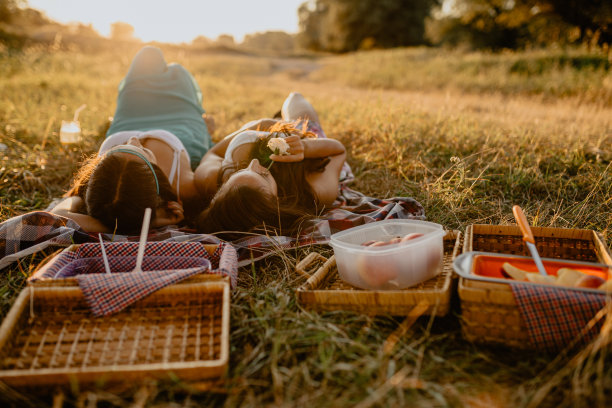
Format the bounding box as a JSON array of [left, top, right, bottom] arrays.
[[458, 224, 612, 348], [296, 231, 461, 316], [0, 276, 230, 388]]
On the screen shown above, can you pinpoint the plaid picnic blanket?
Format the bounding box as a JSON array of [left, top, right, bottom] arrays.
[[0, 186, 425, 271], [510, 283, 610, 352]]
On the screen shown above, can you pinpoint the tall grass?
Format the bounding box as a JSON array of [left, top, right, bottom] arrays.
[[0, 45, 611, 407], [312, 47, 612, 106]]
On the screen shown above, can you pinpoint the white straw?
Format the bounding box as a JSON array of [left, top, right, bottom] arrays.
[[133, 208, 152, 273], [98, 233, 111, 274], [73, 104, 87, 121]]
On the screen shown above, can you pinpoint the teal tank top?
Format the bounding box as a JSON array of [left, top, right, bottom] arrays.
[[106, 62, 212, 169]]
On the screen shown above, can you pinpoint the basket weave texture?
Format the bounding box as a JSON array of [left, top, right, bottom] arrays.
[[296, 231, 461, 316], [459, 224, 612, 349], [0, 278, 229, 387]]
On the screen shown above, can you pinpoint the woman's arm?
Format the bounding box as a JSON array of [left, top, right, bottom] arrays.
[[306, 150, 347, 207], [270, 136, 346, 163], [194, 152, 224, 201], [303, 138, 345, 158], [50, 196, 111, 232], [194, 118, 279, 199]]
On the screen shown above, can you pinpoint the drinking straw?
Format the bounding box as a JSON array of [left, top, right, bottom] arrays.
[[98, 233, 111, 274], [133, 208, 152, 273], [73, 104, 87, 122]]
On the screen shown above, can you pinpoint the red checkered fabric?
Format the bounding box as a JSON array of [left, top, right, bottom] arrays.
[[34, 241, 236, 286], [31, 241, 237, 316], [77, 266, 208, 316], [510, 282, 609, 351], [77, 241, 205, 258]]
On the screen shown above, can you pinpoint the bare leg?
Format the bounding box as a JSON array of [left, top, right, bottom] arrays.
[[281, 92, 321, 124]]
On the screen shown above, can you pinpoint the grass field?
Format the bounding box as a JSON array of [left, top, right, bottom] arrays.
[[0, 44, 611, 407]]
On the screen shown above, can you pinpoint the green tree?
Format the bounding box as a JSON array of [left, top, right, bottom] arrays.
[[428, 0, 611, 50], [548, 0, 611, 47], [0, 0, 24, 23], [0, 0, 28, 48], [298, 0, 440, 52]]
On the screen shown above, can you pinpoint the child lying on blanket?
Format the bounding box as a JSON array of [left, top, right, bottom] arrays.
[[52, 46, 215, 234], [195, 93, 352, 239]]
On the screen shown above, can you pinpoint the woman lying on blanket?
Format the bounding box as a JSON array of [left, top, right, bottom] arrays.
[[195, 92, 351, 239], [52, 46, 215, 234]]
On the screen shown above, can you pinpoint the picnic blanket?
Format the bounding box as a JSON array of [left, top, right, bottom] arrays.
[[510, 283, 609, 352], [0, 186, 425, 272]]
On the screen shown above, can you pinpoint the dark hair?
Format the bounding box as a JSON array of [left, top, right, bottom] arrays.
[[219, 122, 330, 211], [197, 122, 332, 237], [196, 183, 314, 240], [68, 154, 177, 234]]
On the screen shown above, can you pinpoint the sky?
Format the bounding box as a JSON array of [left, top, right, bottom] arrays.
[[26, 0, 307, 43]]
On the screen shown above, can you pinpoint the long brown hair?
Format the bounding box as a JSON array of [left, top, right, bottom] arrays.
[[197, 121, 332, 237], [195, 183, 315, 240], [219, 122, 330, 210], [67, 153, 177, 234]]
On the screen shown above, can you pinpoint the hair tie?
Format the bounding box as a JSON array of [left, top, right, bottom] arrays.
[[108, 148, 160, 195]]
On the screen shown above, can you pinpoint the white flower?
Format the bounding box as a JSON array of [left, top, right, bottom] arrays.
[[267, 137, 290, 155]]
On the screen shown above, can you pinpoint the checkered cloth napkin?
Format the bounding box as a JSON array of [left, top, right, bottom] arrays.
[[510, 283, 609, 351], [32, 241, 237, 316], [77, 265, 208, 316]]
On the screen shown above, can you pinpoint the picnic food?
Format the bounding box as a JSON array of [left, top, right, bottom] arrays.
[[599, 279, 612, 292], [556, 268, 584, 287], [574, 274, 606, 288], [356, 256, 399, 288], [525, 272, 557, 285], [501, 263, 610, 290], [331, 219, 445, 290], [501, 262, 528, 280], [427, 248, 443, 271], [401, 233, 424, 242], [355, 233, 433, 288], [360, 233, 424, 247]]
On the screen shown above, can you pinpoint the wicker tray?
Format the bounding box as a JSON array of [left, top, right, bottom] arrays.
[[296, 231, 461, 316], [458, 224, 612, 348], [0, 278, 230, 388]]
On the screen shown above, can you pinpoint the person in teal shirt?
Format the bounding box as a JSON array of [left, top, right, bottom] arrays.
[[107, 46, 213, 168], [52, 46, 215, 233]]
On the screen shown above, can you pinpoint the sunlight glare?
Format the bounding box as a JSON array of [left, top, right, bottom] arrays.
[[26, 0, 304, 43]]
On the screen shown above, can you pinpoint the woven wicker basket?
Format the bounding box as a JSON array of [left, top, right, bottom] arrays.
[[0, 278, 230, 388], [296, 231, 461, 316], [459, 224, 612, 348]]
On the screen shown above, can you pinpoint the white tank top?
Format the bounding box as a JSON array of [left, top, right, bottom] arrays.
[[223, 130, 269, 165], [99, 130, 188, 198]]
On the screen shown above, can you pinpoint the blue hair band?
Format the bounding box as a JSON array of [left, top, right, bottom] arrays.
[[109, 148, 160, 195]]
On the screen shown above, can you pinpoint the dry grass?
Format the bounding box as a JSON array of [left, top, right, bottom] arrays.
[[0, 44, 611, 407]]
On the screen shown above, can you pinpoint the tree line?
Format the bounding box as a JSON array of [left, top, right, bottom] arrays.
[[1, 0, 610, 54], [297, 0, 612, 52]]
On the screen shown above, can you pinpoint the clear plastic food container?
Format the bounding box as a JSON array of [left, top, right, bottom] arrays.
[[330, 220, 445, 290]]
